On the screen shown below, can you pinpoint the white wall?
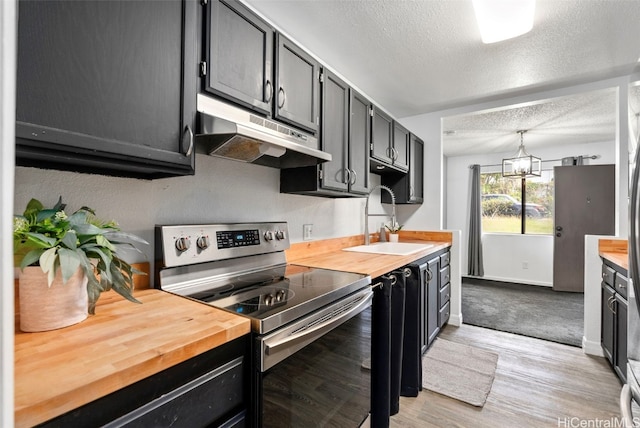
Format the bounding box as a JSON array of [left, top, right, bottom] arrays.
[[1, 0, 16, 425], [15, 157, 394, 271]]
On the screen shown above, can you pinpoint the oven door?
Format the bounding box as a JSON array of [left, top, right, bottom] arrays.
[[254, 287, 373, 428]]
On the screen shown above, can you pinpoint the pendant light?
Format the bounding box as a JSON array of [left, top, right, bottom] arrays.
[[502, 130, 541, 178]]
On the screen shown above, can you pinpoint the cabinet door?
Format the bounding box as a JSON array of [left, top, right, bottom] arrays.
[[601, 284, 615, 364], [205, 0, 273, 116], [275, 33, 320, 135], [16, 0, 196, 178], [348, 89, 371, 195], [615, 294, 628, 383], [371, 106, 393, 165], [426, 258, 440, 347], [392, 122, 409, 172], [409, 135, 424, 203], [319, 69, 348, 192]]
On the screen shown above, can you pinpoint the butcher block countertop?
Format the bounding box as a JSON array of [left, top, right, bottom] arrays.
[[599, 238, 628, 272], [286, 230, 453, 278], [14, 288, 250, 428]]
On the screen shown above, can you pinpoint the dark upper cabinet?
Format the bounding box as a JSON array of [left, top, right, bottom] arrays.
[[392, 122, 410, 171], [370, 106, 393, 170], [348, 88, 371, 195], [274, 34, 320, 134], [16, 0, 197, 179], [382, 133, 424, 204], [204, 1, 319, 135], [205, 0, 273, 116], [319, 69, 349, 192], [370, 108, 408, 174], [280, 70, 369, 197]]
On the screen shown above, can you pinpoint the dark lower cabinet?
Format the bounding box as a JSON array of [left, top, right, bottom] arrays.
[[16, 0, 197, 179], [601, 260, 627, 383], [38, 337, 248, 428], [418, 248, 451, 355]]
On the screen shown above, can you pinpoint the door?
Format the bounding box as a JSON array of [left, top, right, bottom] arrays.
[[348, 89, 371, 195], [371, 106, 393, 165], [275, 33, 320, 134], [319, 69, 348, 192], [205, 0, 274, 115], [553, 165, 615, 291], [392, 122, 409, 172]]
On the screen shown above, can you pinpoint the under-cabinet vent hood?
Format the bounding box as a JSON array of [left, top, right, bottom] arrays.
[[196, 94, 331, 168]]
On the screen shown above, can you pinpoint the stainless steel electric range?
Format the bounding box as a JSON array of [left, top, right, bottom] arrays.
[[155, 222, 373, 427]]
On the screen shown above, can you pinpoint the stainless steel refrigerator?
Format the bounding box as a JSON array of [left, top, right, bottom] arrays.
[[622, 107, 640, 426]]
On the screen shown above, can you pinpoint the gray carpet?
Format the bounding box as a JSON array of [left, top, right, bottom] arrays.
[[462, 278, 584, 347], [422, 338, 498, 407]]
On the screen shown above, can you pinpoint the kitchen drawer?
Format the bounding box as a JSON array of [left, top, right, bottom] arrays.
[[439, 283, 450, 308], [615, 273, 628, 300], [438, 301, 450, 327], [439, 265, 450, 288], [602, 264, 615, 287], [439, 252, 450, 268]]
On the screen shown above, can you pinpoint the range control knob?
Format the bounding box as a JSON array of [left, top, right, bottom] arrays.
[[275, 289, 287, 302], [175, 236, 191, 252], [275, 230, 286, 240], [264, 231, 274, 241], [264, 294, 274, 306], [196, 235, 210, 250]]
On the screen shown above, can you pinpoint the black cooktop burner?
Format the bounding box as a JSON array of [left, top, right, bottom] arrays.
[[192, 265, 370, 334]]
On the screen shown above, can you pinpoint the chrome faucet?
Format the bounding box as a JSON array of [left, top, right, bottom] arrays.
[[364, 185, 397, 245]]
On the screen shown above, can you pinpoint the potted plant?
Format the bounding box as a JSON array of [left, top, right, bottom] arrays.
[[385, 221, 403, 242], [13, 197, 148, 331]]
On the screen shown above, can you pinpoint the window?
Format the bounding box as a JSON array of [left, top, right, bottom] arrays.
[[481, 170, 554, 234]]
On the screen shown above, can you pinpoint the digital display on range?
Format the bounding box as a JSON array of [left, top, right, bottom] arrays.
[[216, 229, 261, 249]]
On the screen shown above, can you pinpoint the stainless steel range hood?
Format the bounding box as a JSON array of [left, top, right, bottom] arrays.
[[196, 94, 331, 168]]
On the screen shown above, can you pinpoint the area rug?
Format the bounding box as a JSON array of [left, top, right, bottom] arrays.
[[462, 278, 584, 346], [422, 338, 498, 407]]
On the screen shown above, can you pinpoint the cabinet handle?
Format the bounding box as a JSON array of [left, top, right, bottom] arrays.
[[427, 269, 433, 281], [343, 168, 351, 185], [350, 169, 357, 185], [277, 87, 286, 109], [409, 185, 414, 197], [265, 80, 273, 103], [391, 147, 398, 161], [403, 267, 412, 278], [182, 125, 193, 157]]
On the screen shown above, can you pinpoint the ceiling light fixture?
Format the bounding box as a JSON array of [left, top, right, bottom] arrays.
[[502, 130, 541, 178], [472, 0, 536, 44]]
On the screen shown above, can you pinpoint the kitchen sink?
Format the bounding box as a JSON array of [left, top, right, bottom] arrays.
[[342, 242, 434, 256]]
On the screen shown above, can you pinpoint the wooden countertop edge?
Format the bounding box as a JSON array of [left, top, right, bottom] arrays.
[[598, 238, 628, 271], [14, 289, 250, 427]]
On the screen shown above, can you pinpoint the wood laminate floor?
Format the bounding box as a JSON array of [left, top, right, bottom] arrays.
[[390, 323, 623, 428]]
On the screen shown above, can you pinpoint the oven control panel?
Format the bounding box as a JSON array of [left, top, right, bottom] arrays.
[[156, 222, 290, 268]]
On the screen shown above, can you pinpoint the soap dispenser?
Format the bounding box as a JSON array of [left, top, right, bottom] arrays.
[[379, 223, 387, 242]]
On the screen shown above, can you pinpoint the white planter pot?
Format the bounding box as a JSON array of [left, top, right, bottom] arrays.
[[389, 233, 399, 242], [18, 266, 88, 332]]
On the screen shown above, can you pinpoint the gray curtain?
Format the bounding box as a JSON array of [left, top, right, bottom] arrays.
[[468, 164, 484, 276]]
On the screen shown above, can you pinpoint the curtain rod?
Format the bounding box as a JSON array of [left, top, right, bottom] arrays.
[[469, 154, 598, 169]]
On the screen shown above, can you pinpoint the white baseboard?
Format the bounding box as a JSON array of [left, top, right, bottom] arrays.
[[449, 313, 462, 327], [464, 275, 552, 288], [582, 336, 604, 356]]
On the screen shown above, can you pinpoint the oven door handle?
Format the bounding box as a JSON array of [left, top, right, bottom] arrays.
[[264, 291, 373, 356]]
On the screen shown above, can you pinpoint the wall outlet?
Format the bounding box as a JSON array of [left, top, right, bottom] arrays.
[[522, 261, 529, 269], [303, 224, 313, 241]]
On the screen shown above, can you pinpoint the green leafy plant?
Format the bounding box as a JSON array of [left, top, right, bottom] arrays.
[[13, 197, 148, 314], [385, 221, 403, 233]]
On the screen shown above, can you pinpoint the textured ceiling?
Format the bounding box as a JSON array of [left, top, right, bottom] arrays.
[[244, 0, 640, 156]]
